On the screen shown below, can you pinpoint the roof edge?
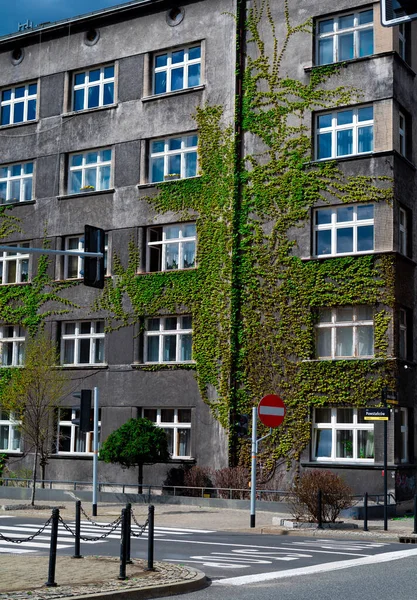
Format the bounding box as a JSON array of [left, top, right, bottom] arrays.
[[0, 0, 162, 45]]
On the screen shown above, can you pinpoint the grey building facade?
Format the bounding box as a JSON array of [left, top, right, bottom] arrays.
[[0, 0, 416, 500]]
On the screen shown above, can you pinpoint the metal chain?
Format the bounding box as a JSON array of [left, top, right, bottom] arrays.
[[131, 509, 147, 529], [0, 517, 52, 544], [79, 504, 121, 528], [58, 514, 122, 542], [130, 517, 149, 538]]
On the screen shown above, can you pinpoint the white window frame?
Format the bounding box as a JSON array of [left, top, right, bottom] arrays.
[[0, 409, 21, 452], [68, 148, 112, 194], [316, 8, 374, 65], [149, 134, 198, 183], [314, 204, 374, 257], [316, 306, 374, 359], [61, 321, 105, 366], [399, 308, 407, 360], [144, 316, 193, 364], [0, 161, 33, 205], [316, 105, 374, 160], [312, 407, 374, 463], [63, 234, 109, 280], [0, 325, 25, 367], [147, 223, 196, 272], [0, 243, 30, 284], [56, 407, 101, 454], [399, 207, 408, 255], [140, 407, 192, 458], [153, 45, 202, 94], [400, 407, 409, 463], [72, 64, 115, 112], [1, 82, 37, 126]]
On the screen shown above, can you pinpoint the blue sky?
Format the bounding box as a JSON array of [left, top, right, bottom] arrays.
[[0, 0, 133, 37]]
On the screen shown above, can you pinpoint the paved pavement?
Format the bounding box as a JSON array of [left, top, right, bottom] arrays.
[[1, 498, 417, 599]]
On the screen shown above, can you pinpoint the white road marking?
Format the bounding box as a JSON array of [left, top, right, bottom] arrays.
[[0, 547, 37, 554], [169, 549, 313, 569], [213, 547, 417, 585]]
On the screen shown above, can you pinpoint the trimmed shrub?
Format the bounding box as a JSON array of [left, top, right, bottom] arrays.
[[183, 466, 213, 497], [289, 470, 353, 523]]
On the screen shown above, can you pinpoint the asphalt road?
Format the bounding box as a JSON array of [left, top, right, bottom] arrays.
[[0, 514, 414, 582], [171, 555, 417, 600]]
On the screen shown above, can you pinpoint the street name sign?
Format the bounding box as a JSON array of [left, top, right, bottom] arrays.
[[364, 408, 391, 421], [258, 394, 286, 428]]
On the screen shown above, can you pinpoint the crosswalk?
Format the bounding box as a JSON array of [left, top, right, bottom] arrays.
[[0, 518, 216, 555]]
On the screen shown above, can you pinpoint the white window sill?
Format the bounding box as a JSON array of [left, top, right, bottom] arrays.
[[137, 176, 201, 189], [312, 459, 375, 464], [142, 85, 205, 102], [0, 119, 38, 131], [58, 188, 115, 201], [143, 362, 195, 366], [61, 364, 108, 369], [62, 104, 117, 118]]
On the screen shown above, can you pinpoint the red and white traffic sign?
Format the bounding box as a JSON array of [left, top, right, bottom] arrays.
[[258, 394, 286, 428]]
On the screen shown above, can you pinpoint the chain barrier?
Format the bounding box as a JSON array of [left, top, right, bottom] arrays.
[[130, 516, 149, 538], [0, 516, 52, 544], [59, 515, 122, 542], [79, 504, 121, 528]]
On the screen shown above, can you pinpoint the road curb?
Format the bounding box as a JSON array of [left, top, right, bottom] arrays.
[[54, 568, 209, 600]]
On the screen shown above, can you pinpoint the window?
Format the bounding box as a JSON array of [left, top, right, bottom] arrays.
[[72, 65, 115, 111], [141, 407, 191, 458], [150, 135, 198, 183], [63, 234, 109, 280], [399, 207, 408, 256], [0, 243, 29, 284], [68, 148, 112, 194], [147, 223, 196, 272], [313, 407, 374, 461], [145, 316, 192, 363], [399, 309, 407, 360], [316, 106, 373, 159], [56, 407, 101, 453], [0, 326, 24, 366], [61, 321, 105, 366], [0, 409, 21, 452], [1, 82, 37, 126], [316, 306, 374, 359], [314, 204, 374, 256], [316, 9, 373, 65], [0, 162, 33, 204], [399, 111, 406, 157], [154, 45, 201, 94], [400, 407, 409, 463]]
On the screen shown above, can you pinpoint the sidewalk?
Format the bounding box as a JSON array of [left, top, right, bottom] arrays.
[[1, 498, 417, 599]]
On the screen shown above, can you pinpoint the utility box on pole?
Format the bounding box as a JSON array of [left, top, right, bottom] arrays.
[[84, 225, 105, 289]]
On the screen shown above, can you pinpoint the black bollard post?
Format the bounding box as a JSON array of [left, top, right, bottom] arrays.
[[119, 508, 127, 580], [317, 490, 323, 529], [413, 495, 417, 535], [45, 508, 59, 587], [126, 503, 132, 564], [363, 492, 368, 532], [72, 500, 83, 559], [146, 505, 155, 571]]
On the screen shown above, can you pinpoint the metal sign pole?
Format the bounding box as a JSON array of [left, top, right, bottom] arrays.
[[250, 406, 257, 528], [383, 386, 388, 531], [92, 386, 99, 517]]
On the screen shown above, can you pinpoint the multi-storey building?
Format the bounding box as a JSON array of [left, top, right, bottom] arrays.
[[0, 0, 415, 501]]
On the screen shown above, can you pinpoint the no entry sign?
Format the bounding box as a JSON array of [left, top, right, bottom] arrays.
[[258, 394, 286, 428]]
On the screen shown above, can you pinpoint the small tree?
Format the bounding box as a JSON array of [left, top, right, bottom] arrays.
[[1, 333, 68, 505], [99, 418, 170, 492]]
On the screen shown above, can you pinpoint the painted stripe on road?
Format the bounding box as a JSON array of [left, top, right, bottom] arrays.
[[213, 547, 417, 586], [0, 547, 37, 554]]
